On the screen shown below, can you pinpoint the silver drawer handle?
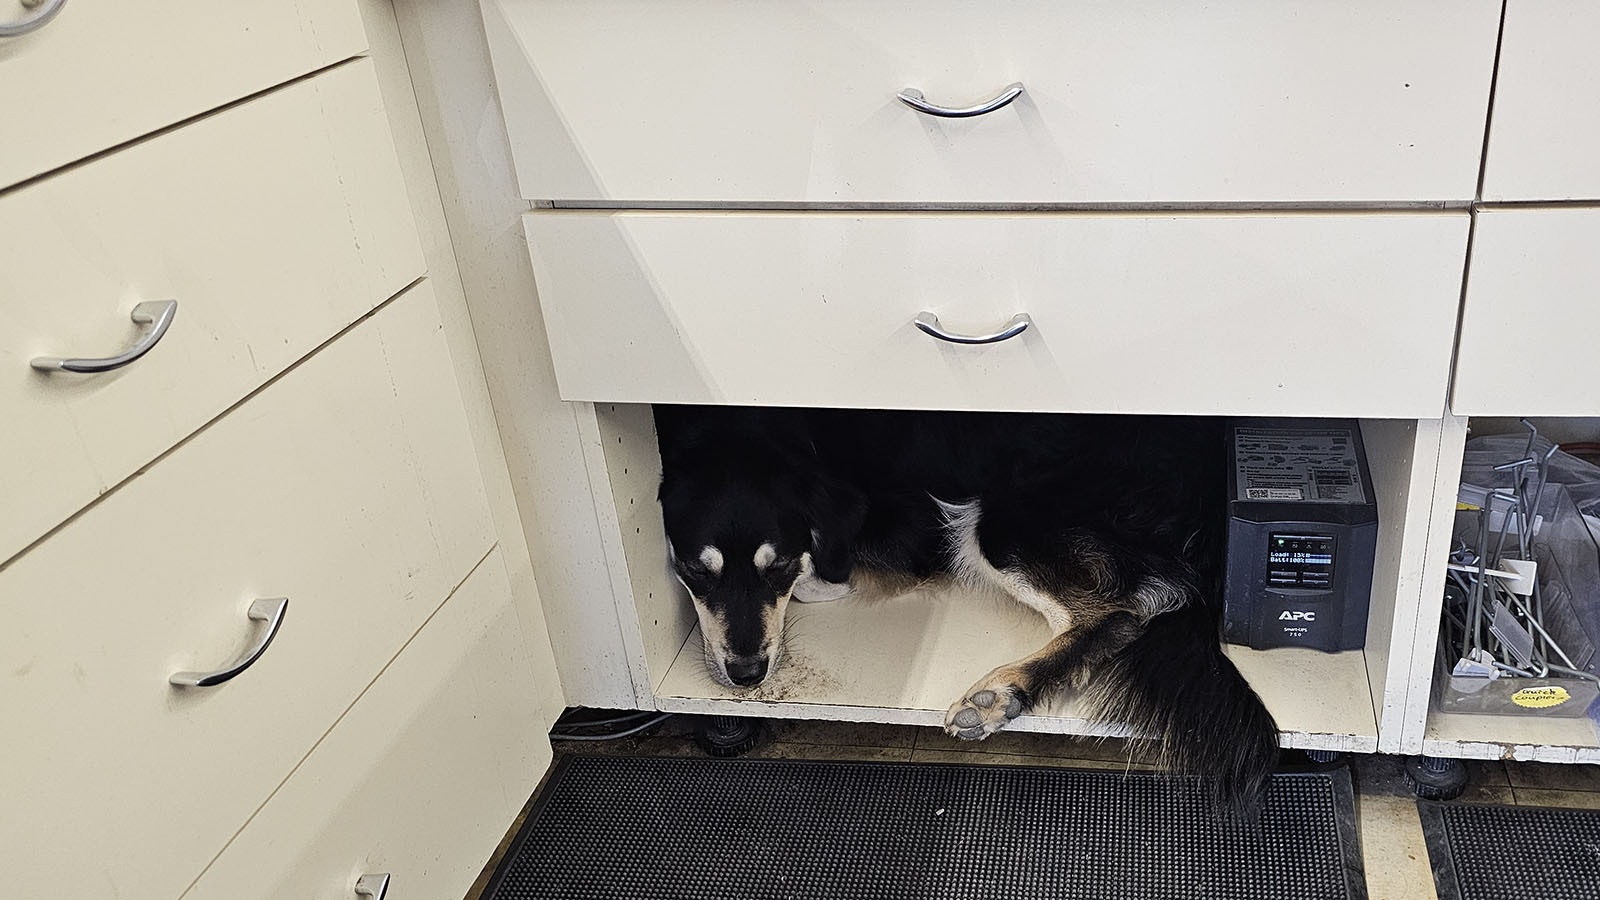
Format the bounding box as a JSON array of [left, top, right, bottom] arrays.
[[355, 874, 390, 899], [915, 311, 1032, 345], [31, 299, 178, 373], [169, 598, 288, 687], [1, 0, 68, 38], [897, 82, 1025, 118]]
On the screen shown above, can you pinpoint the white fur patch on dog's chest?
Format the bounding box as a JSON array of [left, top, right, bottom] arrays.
[[934, 498, 1074, 634]]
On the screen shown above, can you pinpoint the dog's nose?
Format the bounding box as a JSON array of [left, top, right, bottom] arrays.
[[726, 656, 769, 687]]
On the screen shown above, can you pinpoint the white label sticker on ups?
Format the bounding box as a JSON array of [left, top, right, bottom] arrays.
[[1234, 426, 1366, 504]]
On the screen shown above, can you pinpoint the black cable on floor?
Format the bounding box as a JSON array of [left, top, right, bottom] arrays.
[[553, 709, 660, 729], [549, 712, 675, 742]]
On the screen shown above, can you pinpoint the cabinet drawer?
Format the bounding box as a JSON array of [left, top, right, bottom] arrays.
[[0, 0, 365, 189], [527, 212, 1468, 417], [185, 551, 553, 900], [1481, 2, 1600, 201], [0, 282, 494, 900], [0, 60, 424, 564], [488, 0, 1499, 205], [1453, 209, 1600, 416]]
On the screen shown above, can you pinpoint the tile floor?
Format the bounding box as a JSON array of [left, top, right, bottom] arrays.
[[466, 715, 1600, 900]]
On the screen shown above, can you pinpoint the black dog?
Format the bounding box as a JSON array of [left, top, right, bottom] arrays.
[[655, 404, 1278, 807]]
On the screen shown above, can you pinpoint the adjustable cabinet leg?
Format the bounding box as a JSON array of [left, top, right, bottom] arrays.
[[695, 715, 763, 757], [1405, 755, 1469, 801]]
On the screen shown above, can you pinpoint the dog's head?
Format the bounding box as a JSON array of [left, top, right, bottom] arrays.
[[662, 477, 813, 687], [655, 406, 863, 688]]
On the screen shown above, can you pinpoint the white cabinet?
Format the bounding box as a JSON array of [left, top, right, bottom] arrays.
[[0, 283, 494, 899], [186, 550, 555, 900], [1, 60, 424, 563], [15, 2, 1600, 895], [0, 5, 566, 900], [1413, 3, 1600, 759], [0, 0, 368, 188], [1418, 253, 1600, 757], [475, 0, 1499, 761], [470, 0, 1600, 768], [1480, 1, 1600, 201], [1453, 209, 1600, 417], [489, 0, 1500, 204], [528, 211, 1468, 417]]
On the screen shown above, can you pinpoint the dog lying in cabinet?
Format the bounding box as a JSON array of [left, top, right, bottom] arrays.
[[654, 405, 1279, 807]]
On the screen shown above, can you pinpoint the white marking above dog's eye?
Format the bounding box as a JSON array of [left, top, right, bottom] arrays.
[[698, 545, 724, 574], [754, 542, 777, 570]]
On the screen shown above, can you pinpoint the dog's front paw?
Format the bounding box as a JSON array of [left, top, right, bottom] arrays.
[[791, 572, 852, 603], [943, 674, 1026, 740]]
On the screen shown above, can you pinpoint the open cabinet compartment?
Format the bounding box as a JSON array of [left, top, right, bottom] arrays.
[[1421, 416, 1600, 761], [581, 402, 1449, 755]]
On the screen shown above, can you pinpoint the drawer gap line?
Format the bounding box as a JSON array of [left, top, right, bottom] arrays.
[[538, 200, 1471, 215], [0, 275, 426, 574], [1474, 199, 1600, 210], [1445, 211, 1480, 416], [1474, 0, 1510, 202], [174, 542, 500, 900], [0, 55, 368, 202]]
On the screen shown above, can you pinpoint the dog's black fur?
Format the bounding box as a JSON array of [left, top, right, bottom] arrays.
[[655, 404, 1279, 810]]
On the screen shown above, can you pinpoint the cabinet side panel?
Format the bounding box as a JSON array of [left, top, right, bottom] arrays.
[[387, 0, 639, 707]]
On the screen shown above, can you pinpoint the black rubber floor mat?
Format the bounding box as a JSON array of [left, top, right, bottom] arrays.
[[1420, 801, 1600, 900], [484, 754, 1365, 900]]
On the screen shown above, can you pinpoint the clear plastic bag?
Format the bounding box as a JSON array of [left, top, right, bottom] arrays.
[[1462, 434, 1600, 515]]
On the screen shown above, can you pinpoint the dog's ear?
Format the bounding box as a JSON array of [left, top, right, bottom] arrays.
[[652, 404, 710, 474], [804, 472, 866, 584], [654, 405, 808, 471]]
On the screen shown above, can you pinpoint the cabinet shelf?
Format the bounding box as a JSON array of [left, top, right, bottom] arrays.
[[1425, 710, 1600, 763], [655, 579, 1379, 752], [586, 403, 1440, 758]]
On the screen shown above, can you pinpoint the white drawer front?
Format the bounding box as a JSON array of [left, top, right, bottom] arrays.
[[0, 0, 365, 189], [1453, 209, 1600, 416], [185, 551, 556, 900], [527, 212, 1468, 417], [0, 283, 494, 900], [1481, 2, 1600, 201], [488, 0, 1499, 204], [1, 60, 424, 564]]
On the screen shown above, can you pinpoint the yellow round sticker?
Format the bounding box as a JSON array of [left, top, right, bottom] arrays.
[[1512, 686, 1572, 709]]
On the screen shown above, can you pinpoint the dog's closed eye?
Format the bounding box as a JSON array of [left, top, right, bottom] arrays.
[[675, 567, 717, 597], [670, 544, 724, 595], [759, 554, 805, 592]]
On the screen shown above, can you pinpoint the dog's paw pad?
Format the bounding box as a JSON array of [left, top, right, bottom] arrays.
[[943, 679, 1025, 741]]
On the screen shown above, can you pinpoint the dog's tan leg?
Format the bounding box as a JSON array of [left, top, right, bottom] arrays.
[[944, 610, 1142, 739], [937, 500, 1195, 739]]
